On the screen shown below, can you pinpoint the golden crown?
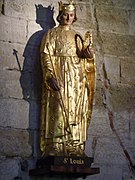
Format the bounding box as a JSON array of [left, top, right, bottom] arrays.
[[58, 0, 75, 11]]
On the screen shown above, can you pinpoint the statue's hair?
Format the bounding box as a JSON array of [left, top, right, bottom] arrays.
[[56, 10, 77, 24]]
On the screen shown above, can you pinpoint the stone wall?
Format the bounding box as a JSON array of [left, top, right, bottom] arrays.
[[0, 0, 135, 179]]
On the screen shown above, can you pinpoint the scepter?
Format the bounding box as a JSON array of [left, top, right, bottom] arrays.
[[46, 43, 72, 135]]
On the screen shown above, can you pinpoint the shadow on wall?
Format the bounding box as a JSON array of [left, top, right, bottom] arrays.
[[20, 4, 55, 100], [14, 4, 56, 156]]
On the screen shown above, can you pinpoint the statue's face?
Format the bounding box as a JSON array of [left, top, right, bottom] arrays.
[[61, 10, 75, 25]]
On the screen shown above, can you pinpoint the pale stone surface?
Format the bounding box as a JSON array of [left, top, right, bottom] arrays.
[[101, 32, 135, 57], [0, 158, 20, 180], [0, 15, 27, 44], [113, 111, 132, 138], [0, 41, 25, 70], [92, 104, 107, 118], [74, 2, 94, 29], [0, 128, 32, 157], [88, 103, 114, 138], [109, 84, 135, 112], [0, 69, 20, 81], [93, 0, 135, 10], [129, 10, 135, 36], [100, 164, 123, 180], [28, 0, 57, 22], [4, 0, 55, 20], [130, 111, 135, 142], [104, 55, 120, 84], [120, 58, 135, 85], [122, 165, 135, 180], [0, 69, 23, 98], [123, 138, 135, 165], [0, 99, 29, 129], [108, 83, 135, 166], [96, 6, 129, 34], [4, 0, 28, 18], [94, 137, 127, 165], [88, 116, 114, 137], [93, 87, 104, 107], [0, 79, 23, 98]]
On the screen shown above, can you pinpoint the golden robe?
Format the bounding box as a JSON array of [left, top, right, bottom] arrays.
[[40, 25, 95, 156]]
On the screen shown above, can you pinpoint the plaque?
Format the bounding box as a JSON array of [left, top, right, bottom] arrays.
[[29, 156, 100, 178]]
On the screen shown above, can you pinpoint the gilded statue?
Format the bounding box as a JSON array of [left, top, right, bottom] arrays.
[[40, 0, 96, 157]]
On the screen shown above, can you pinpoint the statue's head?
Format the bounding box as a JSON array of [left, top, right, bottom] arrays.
[[56, 0, 77, 25]]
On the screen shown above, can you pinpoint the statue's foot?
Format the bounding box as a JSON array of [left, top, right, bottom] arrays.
[[48, 146, 64, 156], [67, 147, 87, 157]]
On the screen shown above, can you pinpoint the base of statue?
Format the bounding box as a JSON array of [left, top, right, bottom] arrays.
[[29, 156, 100, 178]]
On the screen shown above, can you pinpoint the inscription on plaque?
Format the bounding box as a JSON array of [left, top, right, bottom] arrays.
[[36, 156, 94, 168], [64, 157, 84, 165]]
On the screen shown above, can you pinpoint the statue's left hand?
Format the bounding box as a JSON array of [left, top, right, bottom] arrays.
[[83, 45, 94, 59]]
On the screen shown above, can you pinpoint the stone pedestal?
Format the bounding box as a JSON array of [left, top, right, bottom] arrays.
[[29, 156, 100, 179]]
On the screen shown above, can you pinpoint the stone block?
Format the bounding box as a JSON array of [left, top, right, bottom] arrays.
[[96, 6, 129, 34], [93, 0, 135, 10], [120, 57, 135, 85], [109, 84, 135, 139], [0, 80, 23, 99], [0, 128, 32, 157], [26, 0, 58, 20], [92, 53, 105, 82], [122, 165, 133, 180], [0, 69, 20, 81], [0, 41, 25, 70], [113, 111, 131, 138], [100, 32, 135, 56], [104, 55, 120, 84], [0, 69, 23, 98], [0, 158, 20, 180], [94, 137, 127, 165], [100, 164, 122, 180], [129, 10, 135, 35], [0, 14, 27, 44], [109, 84, 135, 112], [74, 2, 95, 29], [4, 0, 53, 20], [123, 138, 135, 165], [4, 0, 27, 18], [88, 116, 114, 137], [0, 99, 29, 129], [85, 138, 93, 157], [130, 111, 135, 141], [92, 87, 103, 107], [92, 104, 107, 118]]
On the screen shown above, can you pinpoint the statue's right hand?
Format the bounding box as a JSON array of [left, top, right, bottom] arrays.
[[46, 77, 60, 91]]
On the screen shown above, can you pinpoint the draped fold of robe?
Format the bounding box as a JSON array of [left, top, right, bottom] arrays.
[[40, 25, 95, 156]]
